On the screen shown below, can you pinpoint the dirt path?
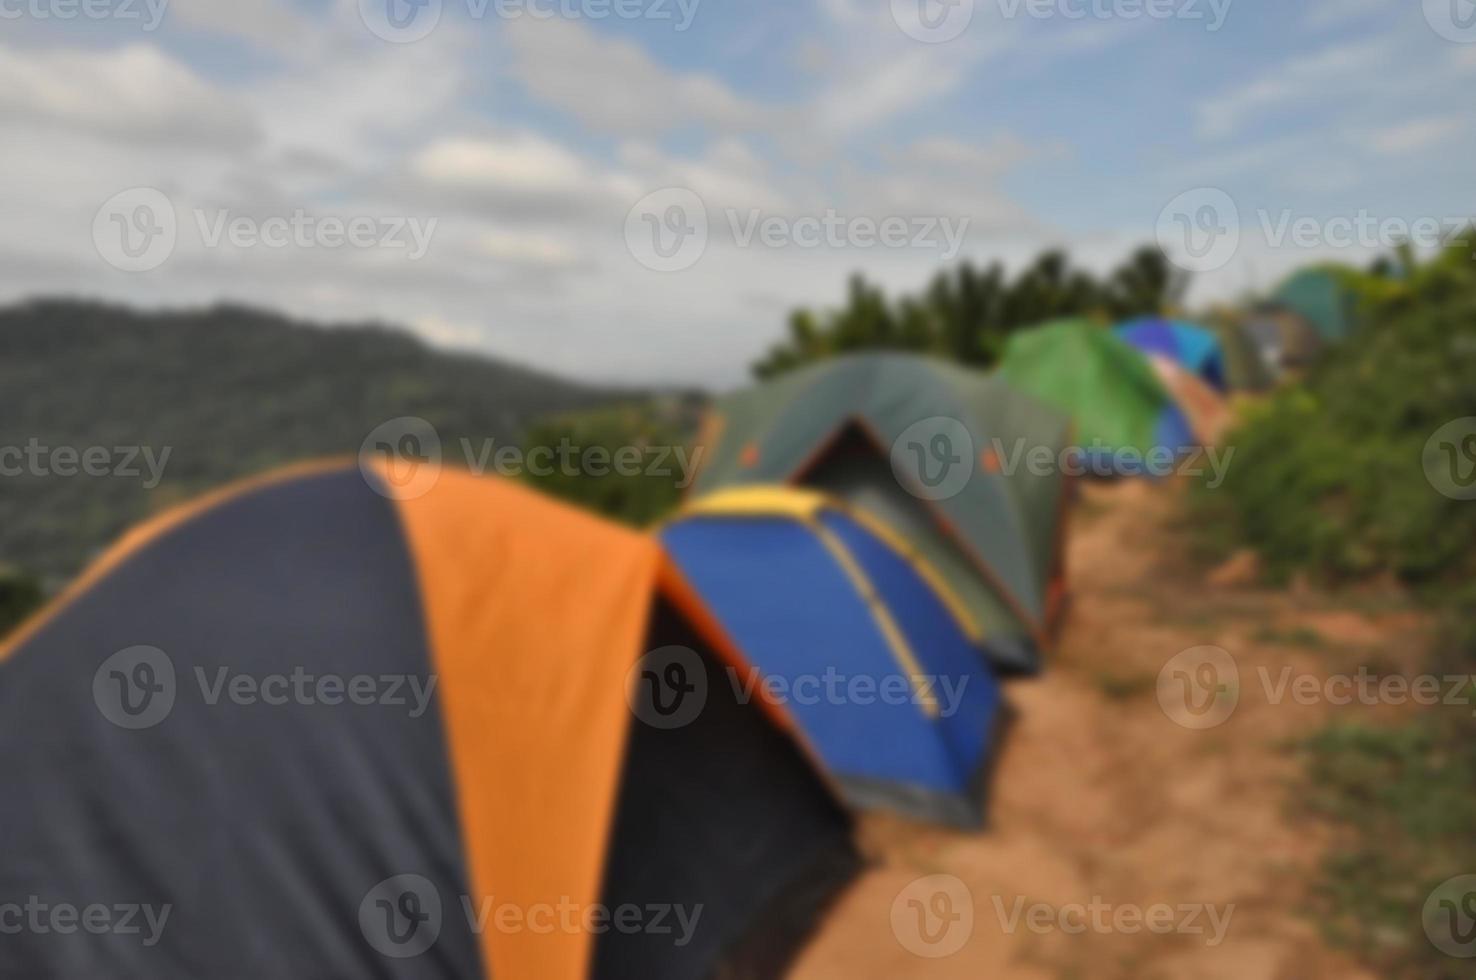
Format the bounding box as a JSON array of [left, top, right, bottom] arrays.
[[793, 480, 1429, 980]]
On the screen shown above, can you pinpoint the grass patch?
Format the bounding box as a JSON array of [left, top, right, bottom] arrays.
[[1252, 624, 1327, 649], [1300, 631, 1476, 978], [1092, 671, 1158, 701]]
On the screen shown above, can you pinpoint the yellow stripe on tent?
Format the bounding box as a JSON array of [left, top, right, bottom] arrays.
[[838, 505, 985, 644], [679, 485, 984, 644], [683, 485, 834, 521], [805, 519, 941, 718]]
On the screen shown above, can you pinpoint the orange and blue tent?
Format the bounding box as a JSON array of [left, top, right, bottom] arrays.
[[659, 487, 1004, 827], [0, 460, 858, 980]]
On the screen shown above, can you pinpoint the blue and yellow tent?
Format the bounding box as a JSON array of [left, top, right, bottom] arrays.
[[660, 487, 1003, 827], [1115, 318, 1227, 391]]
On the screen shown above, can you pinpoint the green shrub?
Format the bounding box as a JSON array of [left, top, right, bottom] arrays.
[[0, 566, 44, 640], [1193, 247, 1476, 587], [1211, 241, 1476, 977], [517, 402, 695, 527]]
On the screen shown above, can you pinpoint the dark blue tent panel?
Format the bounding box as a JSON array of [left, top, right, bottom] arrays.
[[660, 502, 1001, 827]]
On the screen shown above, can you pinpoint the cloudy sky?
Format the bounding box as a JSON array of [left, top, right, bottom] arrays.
[[3, 0, 1473, 387]]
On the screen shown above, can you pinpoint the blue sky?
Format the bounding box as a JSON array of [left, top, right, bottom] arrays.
[[1, 0, 1472, 386]]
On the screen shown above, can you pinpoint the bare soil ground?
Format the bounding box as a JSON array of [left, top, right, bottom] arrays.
[[793, 480, 1430, 980]]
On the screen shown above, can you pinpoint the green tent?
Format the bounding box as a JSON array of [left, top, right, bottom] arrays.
[[689, 352, 1074, 673], [1271, 269, 1357, 343], [996, 319, 1194, 470]]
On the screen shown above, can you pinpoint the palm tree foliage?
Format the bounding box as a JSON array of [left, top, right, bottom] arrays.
[[753, 246, 1186, 378]]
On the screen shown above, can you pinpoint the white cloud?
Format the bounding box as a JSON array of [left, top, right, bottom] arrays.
[[1196, 38, 1392, 139], [804, 2, 1005, 138], [0, 44, 259, 150], [241, 31, 472, 171], [406, 132, 644, 225], [166, 0, 320, 57], [890, 135, 1046, 178], [1368, 116, 1467, 155], [1302, 0, 1392, 28], [477, 231, 582, 269], [413, 135, 590, 194], [413, 313, 487, 350], [616, 139, 790, 214], [502, 18, 771, 136]]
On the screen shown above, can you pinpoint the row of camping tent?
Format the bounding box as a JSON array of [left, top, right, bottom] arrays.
[[1204, 267, 1365, 383], [0, 320, 1240, 980]]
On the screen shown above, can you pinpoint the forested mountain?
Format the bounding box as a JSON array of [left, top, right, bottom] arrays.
[[0, 299, 636, 583]]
